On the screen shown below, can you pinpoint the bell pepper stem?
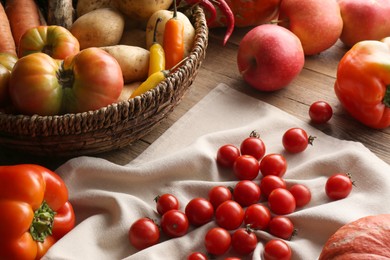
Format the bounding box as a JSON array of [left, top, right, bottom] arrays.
[[30, 201, 56, 242]]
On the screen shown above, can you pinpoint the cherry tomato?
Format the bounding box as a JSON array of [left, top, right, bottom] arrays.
[[233, 180, 261, 207], [231, 227, 258, 255], [260, 175, 287, 198], [263, 239, 292, 260], [233, 155, 260, 180], [325, 173, 353, 200], [244, 204, 271, 230], [204, 227, 231, 256], [268, 188, 296, 215], [160, 210, 189, 238], [309, 101, 333, 124], [268, 216, 295, 240], [259, 153, 287, 177], [282, 127, 315, 153], [155, 193, 179, 216], [289, 184, 311, 208], [208, 186, 232, 209], [187, 252, 208, 260], [240, 130, 266, 160], [217, 144, 241, 168], [215, 200, 244, 230], [185, 198, 214, 226], [128, 218, 160, 250]]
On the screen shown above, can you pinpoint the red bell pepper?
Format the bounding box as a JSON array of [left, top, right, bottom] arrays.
[[0, 164, 75, 259], [334, 37, 390, 129]]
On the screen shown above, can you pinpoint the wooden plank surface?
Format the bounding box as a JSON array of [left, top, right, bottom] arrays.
[[0, 27, 388, 170]]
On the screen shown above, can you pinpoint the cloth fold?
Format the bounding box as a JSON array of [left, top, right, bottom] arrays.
[[44, 83, 390, 260]]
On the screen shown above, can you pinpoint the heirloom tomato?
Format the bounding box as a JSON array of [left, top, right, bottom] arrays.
[[334, 37, 390, 129], [0, 52, 17, 106], [0, 164, 75, 260], [9, 48, 123, 116], [18, 25, 80, 59]]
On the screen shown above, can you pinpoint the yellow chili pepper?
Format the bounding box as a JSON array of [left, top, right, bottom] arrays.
[[130, 70, 169, 98], [163, 0, 185, 69], [148, 17, 165, 76]]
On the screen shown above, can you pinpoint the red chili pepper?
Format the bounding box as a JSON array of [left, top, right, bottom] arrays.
[[178, 0, 217, 25], [177, 0, 233, 45], [213, 0, 235, 45]]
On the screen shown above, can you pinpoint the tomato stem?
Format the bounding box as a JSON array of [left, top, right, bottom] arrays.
[[30, 200, 56, 242], [384, 84, 390, 107], [57, 62, 74, 89], [249, 130, 260, 139], [308, 135, 316, 146]]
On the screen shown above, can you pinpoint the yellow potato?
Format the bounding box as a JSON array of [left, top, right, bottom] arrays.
[[70, 8, 125, 49], [115, 0, 173, 22], [76, 0, 113, 17], [119, 29, 146, 49], [146, 10, 195, 57], [118, 81, 142, 101], [100, 45, 150, 84]]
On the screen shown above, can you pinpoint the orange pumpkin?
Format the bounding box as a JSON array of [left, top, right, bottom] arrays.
[[319, 214, 390, 260], [209, 0, 281, 28]]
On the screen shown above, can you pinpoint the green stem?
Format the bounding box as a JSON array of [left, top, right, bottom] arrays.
[[29, 201, 56, 242], [384, 84, 390, 107]]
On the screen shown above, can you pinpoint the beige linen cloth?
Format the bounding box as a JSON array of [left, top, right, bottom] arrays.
[[43, 83, 390, 260]]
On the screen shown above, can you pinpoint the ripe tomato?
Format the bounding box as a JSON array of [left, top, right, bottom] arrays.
[[263, 239, 292, 260], [18, 25, 80, 59], [233, 155, 260, 180], [231, 227, 258, 255], [128, 218, 160, 250], [244, 204, 271, 230], [208, 185, 232, 209], [187, 252, 208, 260], [204, 227, 231, 256], [9, 48, 123, 116], [185, 198, 214, 226], [268, 188, 296, 215], [260, 175, 287, 198], [155, 193, 179, 216], [309, 101, 333, 124], [160, 210, 189, 237], [325, 173, 353, 200], [282, 128, 315, 153], [240, 130, 266, 160], [217, 144, 241, 168], [289, 184, 311, 208], [259, 153, 287, 177], [0, 53, 17, 106], [268, 216, 295, 240], [233, 180, 261, 207], [215, 200, 244, 230]]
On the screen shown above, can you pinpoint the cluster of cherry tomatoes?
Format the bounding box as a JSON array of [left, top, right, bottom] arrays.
[[128, 127, 354, 260]]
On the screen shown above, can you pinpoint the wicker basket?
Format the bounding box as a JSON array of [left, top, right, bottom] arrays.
[[0, 6, 208, 157]]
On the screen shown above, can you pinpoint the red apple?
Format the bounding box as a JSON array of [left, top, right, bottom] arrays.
[[237, 24, 304, 92], [278, 0, 343, 55], [338, 0, 390, 47]]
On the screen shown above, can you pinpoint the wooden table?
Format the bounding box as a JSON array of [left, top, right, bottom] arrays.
[[0, 27, 389, 170]]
